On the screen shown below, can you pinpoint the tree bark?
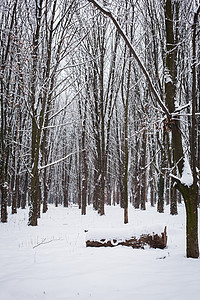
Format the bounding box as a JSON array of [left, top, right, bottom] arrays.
[[178, 184, 199, 258], [165, 0, 199, 257], [0, 0, 18, 223], [140, 128, 147, 210]]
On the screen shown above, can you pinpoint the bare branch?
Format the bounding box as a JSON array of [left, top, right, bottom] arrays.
[[38, 150, 84, 171], [87, 0, 170, 117], [33, 238, 62, 249]]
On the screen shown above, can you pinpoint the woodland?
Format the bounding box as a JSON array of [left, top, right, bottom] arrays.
[[0, 0, 200, 259]]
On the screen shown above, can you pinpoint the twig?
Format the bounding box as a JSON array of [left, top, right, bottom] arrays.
[[38, 149, 85, 171], [33, 238, 62, 249]]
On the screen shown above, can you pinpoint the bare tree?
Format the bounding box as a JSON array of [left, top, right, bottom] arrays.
[[0, 0, 18, 222]]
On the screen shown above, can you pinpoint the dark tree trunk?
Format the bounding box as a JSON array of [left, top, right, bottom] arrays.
[[43, 180, 48, 213], [1, 183, 8, 223], [29, 167, 40, 226], [157, 130, 166, 213], [133, 137, 140, 209], [165, 0, 199, 257], [12, 189, 17, 214], [170, 182, 178, 215], [178, 184, 199, 258], [157, 175, 164, 213], [140, 128, 147, 210], [21, 172, 28, 209], [123, 59, 130, 223], [165, 176, 170, 206], [81, 96, 88, 215], [0, 80, 8, 222]]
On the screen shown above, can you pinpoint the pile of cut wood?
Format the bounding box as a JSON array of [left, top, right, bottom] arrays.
[[86, 226, 167, 249]]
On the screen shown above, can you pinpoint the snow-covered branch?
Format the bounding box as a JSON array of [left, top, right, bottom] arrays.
[[38, 150, 84, 171], [42, 122, 75, 130], [169, 156, 194, 188], [173, 103, 191, 114]]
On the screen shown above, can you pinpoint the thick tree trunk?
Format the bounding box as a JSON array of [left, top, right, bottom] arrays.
[[29, 168, 40, 226], [186, 200, 199, 258], [28, 0, 43, 226], [179, 184, 199, 258], [0, 0, 18, 223], [165, 0, 199, 258], [63, 189, 68, 208]]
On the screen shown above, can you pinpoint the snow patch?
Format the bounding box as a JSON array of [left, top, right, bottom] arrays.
[[180, 156, 193, 187], [86, 225, 164, 242], [164, 67, 173, 84], [1, 204, 200, 300]]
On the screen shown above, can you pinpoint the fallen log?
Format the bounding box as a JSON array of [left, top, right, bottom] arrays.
[[86, 226, 167, 249]]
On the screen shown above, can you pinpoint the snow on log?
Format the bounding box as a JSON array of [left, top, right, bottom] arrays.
[[86, 226, 167, 249]]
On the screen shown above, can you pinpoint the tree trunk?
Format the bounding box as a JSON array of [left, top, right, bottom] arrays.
[[140, 128, 147, 210], [21, 172, 28, 209], [165, 0, 199, 257], [157, 175, 164, 213], [1, 182, 8, 223], [122, 1, 134, 223], [133, 137, 140, 209], [170, 180, 178, 215], [81, 94, 88, 215], [29, 172, 39, 226], [43, 180, 48, 213], [179, 184, 199, 258], [157, 129, 166, 213], [0, 80, 8, 222], [123, 58, 129, 223]]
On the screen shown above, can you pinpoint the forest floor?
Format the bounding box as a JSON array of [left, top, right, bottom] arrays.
[[0, 203, 200, 300]]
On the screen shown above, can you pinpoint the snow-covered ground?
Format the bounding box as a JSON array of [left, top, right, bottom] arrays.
[[0, 203, 200, 300]]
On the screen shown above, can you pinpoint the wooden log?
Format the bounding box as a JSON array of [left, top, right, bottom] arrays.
[[86, 226, 167, 249]]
